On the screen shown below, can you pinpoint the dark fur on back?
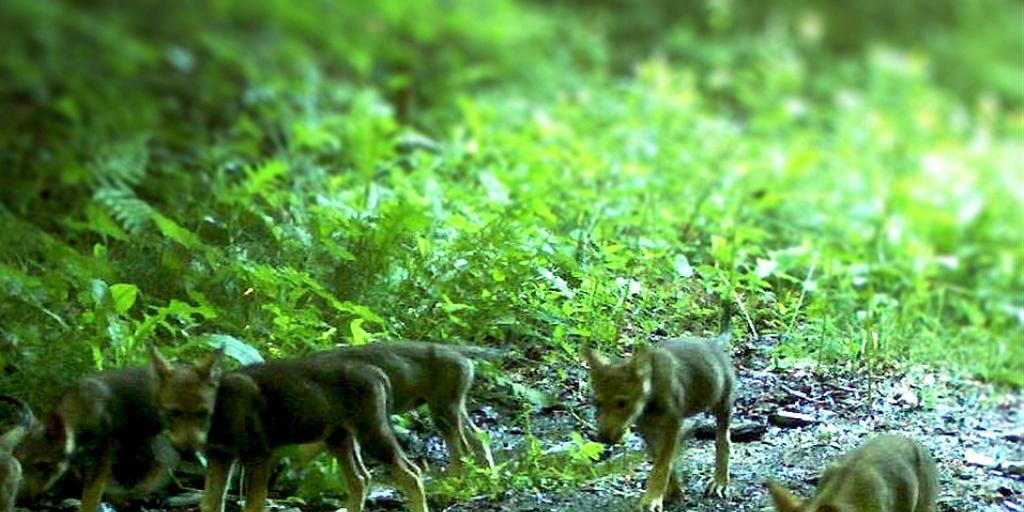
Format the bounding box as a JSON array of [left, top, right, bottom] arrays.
[[15, 367, 178, 512], [158, 350, 430, 512], [318, 341, 496, 468], [207, 357, 393, 459]]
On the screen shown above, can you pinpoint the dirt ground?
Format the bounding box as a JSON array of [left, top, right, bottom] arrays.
[[434, 335, 1024, 512], [19, 335, 1023, 512]]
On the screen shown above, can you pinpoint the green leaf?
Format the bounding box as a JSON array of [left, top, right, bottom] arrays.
[[480, 172, 510, 204], [349, 318, 370, 345], [245, 159, 289, 198], [569, 432, 605, 461], [673, 254, 694, 278], [152, 212, 202, 249], [508, 381, 555, 410], [90, 279, 109, 306], [203, 334, 264, 365], [336, 301, 385, 324], [109, 283, 138, 314], [84, 202, 129, 240]]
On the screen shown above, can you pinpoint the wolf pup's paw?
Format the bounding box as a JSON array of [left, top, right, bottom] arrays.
[[704, 478, 729, 498], [637, 495, 664, 512]]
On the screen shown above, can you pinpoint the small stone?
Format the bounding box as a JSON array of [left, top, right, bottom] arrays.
[[965, 450, 997, 468], [769, 411, 818, 428]]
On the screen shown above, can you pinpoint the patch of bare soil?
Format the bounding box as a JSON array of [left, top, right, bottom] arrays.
[[440, 336, 1023, 512], [18, 336, 1022, 512]]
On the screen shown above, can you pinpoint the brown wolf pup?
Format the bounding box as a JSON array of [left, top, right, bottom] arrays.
[[0, 396, 33, 512], [149, 347, 429, 512], [583, 308, 735, 512], [766, 434, 939, 512], [14, 366, 181, 512], [322, 341, 499, 469]]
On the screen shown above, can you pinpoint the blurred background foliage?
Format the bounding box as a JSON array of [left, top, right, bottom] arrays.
[[0, 0, 1021, 407]]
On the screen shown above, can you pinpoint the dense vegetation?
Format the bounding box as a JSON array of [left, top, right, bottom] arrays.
[[0, 0, 1020, 414]]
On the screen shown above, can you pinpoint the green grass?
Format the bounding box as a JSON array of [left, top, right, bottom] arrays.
[[0, 0, 1020, 415]]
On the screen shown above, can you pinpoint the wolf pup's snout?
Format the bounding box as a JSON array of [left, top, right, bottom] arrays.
[[149, 345, 223, 453], [165, 424, 208, 451]]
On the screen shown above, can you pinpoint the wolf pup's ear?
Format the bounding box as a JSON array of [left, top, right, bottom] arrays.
[[582, 346, 609, 369], [148, 344, 174, 382], [197, 347, 225, 382], [765, 480, 803, 512], [630, 345, 653, 380]]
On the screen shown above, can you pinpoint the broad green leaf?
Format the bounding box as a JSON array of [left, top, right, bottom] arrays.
[[152, 212, 201, 249], [349, 318, 370, 345], [336, 301, 384, 324], [109, 283, 138, 314], [90, 279, 109, 306], [673, 254, 694, 278], [203, 334, 264, 365], [84, 202, 129, 240]]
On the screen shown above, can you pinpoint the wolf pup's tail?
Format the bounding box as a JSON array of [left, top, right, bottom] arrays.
[[716, 301, 733, 344], [451, 345, 508, 360]]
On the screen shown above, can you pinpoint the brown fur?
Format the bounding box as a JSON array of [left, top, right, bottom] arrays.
[[150, 348, 429, 512], [320, 341, 498, 469], [766, 434, 938, 512], [584, 309, 736, 511], [14, 367, 179, 512]]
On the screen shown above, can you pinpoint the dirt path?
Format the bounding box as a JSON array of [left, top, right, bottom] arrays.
[[18, 337, 1022, 512], [434, 336, 1023, 512]]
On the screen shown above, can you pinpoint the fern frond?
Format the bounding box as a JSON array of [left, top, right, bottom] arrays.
[[88, 138, 149, 187], [93, 186, 154, 235]]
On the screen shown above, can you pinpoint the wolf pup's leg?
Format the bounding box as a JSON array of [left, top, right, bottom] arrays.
[[639, 422, 683, 502], [357, 395, 428, 512], [431, 398, 493, 470], [453, 362, 493, 468], [79, 451, 113, 512], [359, 431, 427, 512], [637, 416, 683, 512], [460, 407, 493, 468], [429, 359, 493, 470], [915, 443, 939, 512], [330, 433, 371, 512], [240, 457, 273, 512], [200, 455, 235, 512], [430, 401, 470, 470], [705, 400, 732, 497]]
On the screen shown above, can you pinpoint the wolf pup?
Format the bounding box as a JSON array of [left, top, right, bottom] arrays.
[[324, 341, 498, 469], [583, 308, 735, 512], [150, 347, 429, 512], [766, 434, 938, 512], [14, 365, 182, 512], [0, 396, 33, 512]]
